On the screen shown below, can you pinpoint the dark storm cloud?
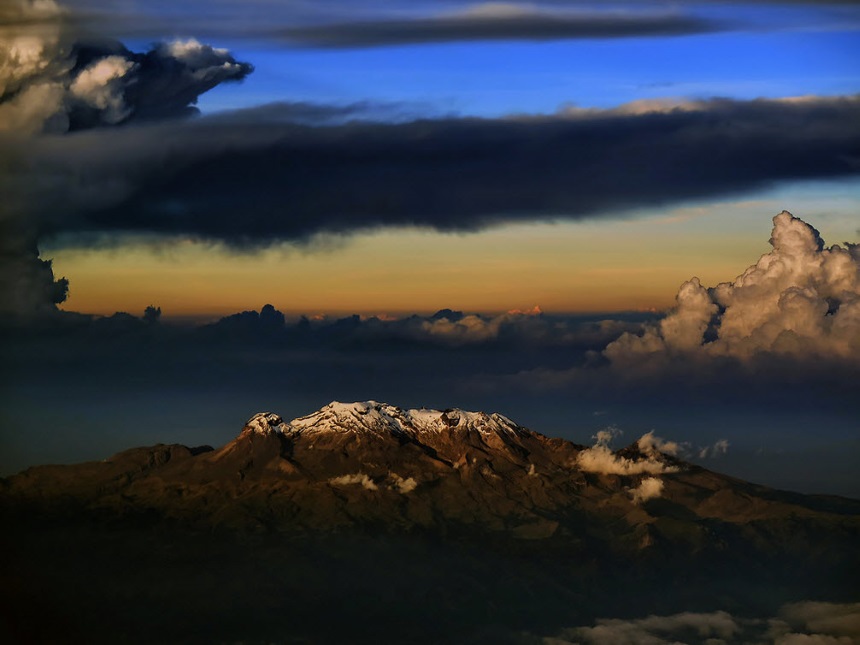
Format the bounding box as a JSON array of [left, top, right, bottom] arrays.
[[276, 10, 721, 48], [7, 94, 858, 246]]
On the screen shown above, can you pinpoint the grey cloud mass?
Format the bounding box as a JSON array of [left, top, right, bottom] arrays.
[[3, 92, 858, 316], [276, 10, 721, 48], [27, 0, 859, 44]]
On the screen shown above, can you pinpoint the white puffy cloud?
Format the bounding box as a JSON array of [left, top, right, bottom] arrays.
[[329, 473, 378, 491], [422, 313, 506, 343], [330, 472, 418, 493], [575, 430, 680, 476], [388, 472, 418, 494], [630, 476, 664, 504], [636, 431, 681, 457], [605, 212, 860, 366], [69, 55, 136, 124]]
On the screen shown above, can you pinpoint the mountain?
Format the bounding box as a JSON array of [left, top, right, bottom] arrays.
[[2, 401, 858, 644]]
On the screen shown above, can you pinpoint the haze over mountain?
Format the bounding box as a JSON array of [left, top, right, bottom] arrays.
[[3, 401, 857, 643]]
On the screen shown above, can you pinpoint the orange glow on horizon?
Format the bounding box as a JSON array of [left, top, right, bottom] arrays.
[[48, 204, 832, 320]]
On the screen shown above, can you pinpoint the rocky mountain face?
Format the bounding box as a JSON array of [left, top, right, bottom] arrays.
[[2, 401, 858, 644]]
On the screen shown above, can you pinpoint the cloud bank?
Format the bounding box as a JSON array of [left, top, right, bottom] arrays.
[[547, 600, 860, 645], [11, 96, 858, 242], [3, 94, 858, 317]]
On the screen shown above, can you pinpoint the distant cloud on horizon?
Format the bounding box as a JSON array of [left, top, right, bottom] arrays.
[[545, 600, 860, 644]]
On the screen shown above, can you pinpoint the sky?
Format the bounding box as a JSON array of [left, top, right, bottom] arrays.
[[0, 0, 859, 496]]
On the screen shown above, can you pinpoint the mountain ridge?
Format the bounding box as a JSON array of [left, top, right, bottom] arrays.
[[4, 401, 858, 538], [2, 401, 858, 644]]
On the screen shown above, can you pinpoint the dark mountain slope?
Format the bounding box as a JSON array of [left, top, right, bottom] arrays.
[[1, 401, 857, 644]]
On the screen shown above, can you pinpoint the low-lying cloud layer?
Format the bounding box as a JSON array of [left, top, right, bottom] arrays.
[[329, 472, 378, 491], [329, 472, 417, 493], [546, 600, 860, 645]]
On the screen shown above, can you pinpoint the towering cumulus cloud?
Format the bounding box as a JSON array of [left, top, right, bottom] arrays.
[[605, 212, 860, 366], [0, 0, 251, 317]]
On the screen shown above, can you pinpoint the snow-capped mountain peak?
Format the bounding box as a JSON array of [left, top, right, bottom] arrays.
[[244, 400, 524, 440], [242, 412, 287, 435]]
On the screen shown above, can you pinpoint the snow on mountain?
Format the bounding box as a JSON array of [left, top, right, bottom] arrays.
[[242, 400, 525, 440], [242, 412, 287, 435]]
